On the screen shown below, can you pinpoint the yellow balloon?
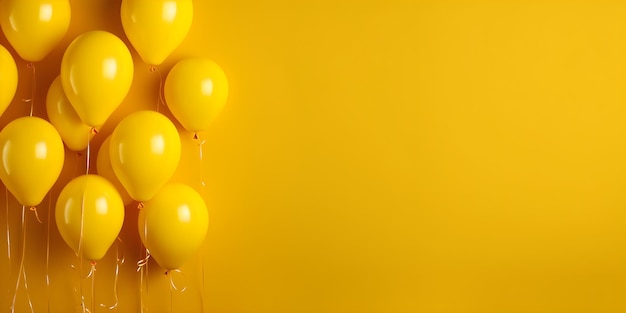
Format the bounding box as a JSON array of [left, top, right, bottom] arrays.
[[164, 58, 229, 133], [139, 183, 208, 270], [109, 111, 181, 202], [55, 174, 124, 261], [96, 136, 133, 206], [0, 117, 64, 207], [0, 0, 71, 62], [121, 0, 193, 65], [0, 44, 17, 117], [61, 30, 134, 127], [46, 76, 94, 151]]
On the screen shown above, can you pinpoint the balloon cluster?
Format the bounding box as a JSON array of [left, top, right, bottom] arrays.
[[0, 0, 227, 273]]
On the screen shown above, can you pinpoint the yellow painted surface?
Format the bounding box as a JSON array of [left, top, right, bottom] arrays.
[[1, 0, 626, 312]]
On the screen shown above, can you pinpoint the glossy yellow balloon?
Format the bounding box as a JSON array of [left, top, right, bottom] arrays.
[[0, 117, 64, 207], [56, 175, 124, 261], [0, 0, 71, 62], [110, 111, 181, 202], [0, 45, 17, 117], [61, 30, 134, 127], [139, 183, 208, 270], [46, 76, 94, 151], [121, 0, 193, 65], [96, 136, 133, 206], [164, 58, 229, 133]]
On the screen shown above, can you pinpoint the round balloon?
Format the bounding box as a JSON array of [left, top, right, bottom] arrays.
[[56, 174, 124, 261], [46, 76, 94, 151], [164, 58, 229, 133], [96, 136, 133, 206], [61, 30, 134, 127], [0, 45, 17, 117], [0, 0, 71, 62], [0, 117, 64, 207], [139, 183, 208, 270], [109, 111, 181, 202], [121, 0, 193, 65]]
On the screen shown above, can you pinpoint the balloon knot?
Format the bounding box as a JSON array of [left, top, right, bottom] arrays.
[[91, 127, 99, 135], [193, 133, 199, 140], [137, 202, 145, 209], [91, 260, 97, 266], [150, 66, 157, 72], [26, 62, 33, 69]]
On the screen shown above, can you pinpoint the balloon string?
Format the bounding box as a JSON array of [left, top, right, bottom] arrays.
[[101, 237, 125, 311], [11, 205, 35, 313], [166, 269, 187, 292], [90, 261, 96, 313], [150, 66, 166, 112], [195, 134, 207, 189], [6, 186, 11, 263], [21, 63, 35, 117], [78, 175, 86, 313], [47, 188, 53, 312], [29, 207, 43, 224], [137, 202, 149, 313], [86, 132, 92, 175], [194, 133, 207, 312], [166, 269, 187, 313]]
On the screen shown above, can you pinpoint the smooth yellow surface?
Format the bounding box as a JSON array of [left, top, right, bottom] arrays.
[[61, 30, 133, 127], [165, 58, 229, 133], [96, 136, 133, 206], [46, 76, 93, 151], [110, 110, 181, 202], [55, 174, 124, 261], [0, 0, 70, 62], [3, 0, 626, 312], [139, 183, 208, 270], [0, 117, 64, 207], [0, 44, 16, 116], [121, 0, 193, 65]]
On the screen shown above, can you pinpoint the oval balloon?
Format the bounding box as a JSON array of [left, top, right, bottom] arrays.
[[0, 0, 71, 62], [0, 117, 64, 207], [164, 58, 229, 133], [56, 174, 124, 261], [139, 183, 208, 270], [61, 30, 134, 127], [96, 136, 133, 206], [0, 45, 17, 117], [110, 111, 181, 202], [121, 0, 193, 65], [46, 76, 94, 151]]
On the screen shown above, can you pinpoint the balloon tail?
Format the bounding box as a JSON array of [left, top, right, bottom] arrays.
[[101, 237, 125, 311], [5, 187, 11, 263], [11, 205, 35, 313], [150, 66, 166, 112], [22, 62, 36, 117]]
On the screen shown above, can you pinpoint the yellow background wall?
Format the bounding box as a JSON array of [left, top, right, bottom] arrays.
[[2, 0, 626, 312]]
